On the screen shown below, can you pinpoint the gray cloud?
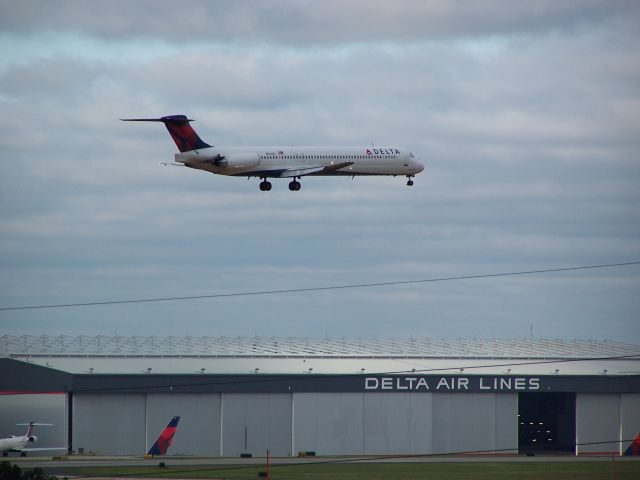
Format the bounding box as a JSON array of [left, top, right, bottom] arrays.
[[1, 0, 636, 44], [0, 1, 638, 342]]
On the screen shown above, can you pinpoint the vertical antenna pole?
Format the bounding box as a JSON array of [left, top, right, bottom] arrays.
[[266, 449, 270, 480]]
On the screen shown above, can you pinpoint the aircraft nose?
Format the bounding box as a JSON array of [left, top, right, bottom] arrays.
[[413, 160, 424, 173]]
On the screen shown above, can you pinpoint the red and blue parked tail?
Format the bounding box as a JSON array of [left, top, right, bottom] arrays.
[[122, 115, 211, 152], [147, 416, 180, 456], [624, 433, 640, 456]]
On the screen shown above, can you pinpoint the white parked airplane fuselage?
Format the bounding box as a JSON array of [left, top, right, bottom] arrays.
[[0, 433, 36, 453]]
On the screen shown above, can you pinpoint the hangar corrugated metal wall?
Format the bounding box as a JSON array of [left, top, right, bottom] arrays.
[[621, 394, 640, 453], [4, 391, 639, 456], [576, 393, 640, 455], [363, 393, 433, 454], [293, 392, 517, 455], [147, 393, 221, 456], [222, 393, 292, 456], [432, 393, 517, 454], [294, 393, 364, 455], [73, 394, 145, 455], [71, 392, 517, 456]]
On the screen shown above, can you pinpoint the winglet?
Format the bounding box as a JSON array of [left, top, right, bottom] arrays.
[[146, 416, 180, 457]]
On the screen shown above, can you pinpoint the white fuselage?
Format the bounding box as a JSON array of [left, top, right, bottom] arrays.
[[175, 145, 424, 178], [0, 435, 33, 452]]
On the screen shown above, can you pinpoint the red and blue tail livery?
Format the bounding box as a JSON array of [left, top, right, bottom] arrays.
[[624, 433, 640, 456], [147, 416, 180, 457], [122, 116, 211, 152]]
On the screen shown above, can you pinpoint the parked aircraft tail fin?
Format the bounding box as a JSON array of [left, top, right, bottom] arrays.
[[122, 115, 211, 152], [624, 433, 640, 456], [17, 422, 52, 437], [147, 416, 180, 457]]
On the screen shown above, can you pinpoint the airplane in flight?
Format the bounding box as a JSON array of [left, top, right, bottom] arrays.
[[122, 115, 424, 191], [0, 422, 66, 457], [145, 416, 180, 458]]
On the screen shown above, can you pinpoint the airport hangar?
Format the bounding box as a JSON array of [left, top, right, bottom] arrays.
[[1, 335, 639, 457]]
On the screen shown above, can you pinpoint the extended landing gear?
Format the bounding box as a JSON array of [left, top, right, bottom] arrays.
[[288, 178, 301, 191], [406, 175, 415, 186], [259, 179, 272, 191]]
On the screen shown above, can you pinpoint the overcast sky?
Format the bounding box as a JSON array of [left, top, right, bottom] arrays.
[[0, 0, 639, 342]]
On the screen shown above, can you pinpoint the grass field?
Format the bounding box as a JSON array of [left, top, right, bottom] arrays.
[[51, 460, 640, 480]]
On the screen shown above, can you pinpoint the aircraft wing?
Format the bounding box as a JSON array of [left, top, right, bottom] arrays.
[[276, 162, 354, 178]]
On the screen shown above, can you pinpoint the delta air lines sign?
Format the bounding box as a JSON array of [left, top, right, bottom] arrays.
[[364, 376, 541, 392]]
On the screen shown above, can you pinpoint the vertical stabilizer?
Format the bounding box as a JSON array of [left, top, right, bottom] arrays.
[[121, 115, 211, 152], [624, 433, 640, 456], [147, 416, 180, 456]]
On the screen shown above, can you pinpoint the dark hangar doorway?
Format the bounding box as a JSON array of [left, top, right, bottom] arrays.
[[518, 392, 576, 454]]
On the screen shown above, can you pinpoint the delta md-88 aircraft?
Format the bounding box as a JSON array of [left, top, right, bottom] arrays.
[[0, 422, 66, 456], [123, 115, 424, 191]]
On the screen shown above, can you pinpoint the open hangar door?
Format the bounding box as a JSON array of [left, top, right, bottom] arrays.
[[518, 392, 575, 454]]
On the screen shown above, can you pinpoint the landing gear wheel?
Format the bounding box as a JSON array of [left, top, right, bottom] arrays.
[[406, 176, 414, 186], [288, 180, 301, 191], [260, 180, 272, 191]]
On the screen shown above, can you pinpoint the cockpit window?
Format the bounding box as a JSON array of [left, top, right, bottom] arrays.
[[409, 152, 414, 158]]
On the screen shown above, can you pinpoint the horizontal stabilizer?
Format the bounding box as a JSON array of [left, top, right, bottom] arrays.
[[121, 117, 194, 123]]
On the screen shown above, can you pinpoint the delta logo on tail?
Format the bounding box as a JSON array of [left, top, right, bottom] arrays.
[[146, 416, 180, 457], [624, 433, 640, 456]]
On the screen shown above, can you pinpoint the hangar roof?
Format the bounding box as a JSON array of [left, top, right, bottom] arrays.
[[3, 335, 639, 358], [2, 335, 639, 376]]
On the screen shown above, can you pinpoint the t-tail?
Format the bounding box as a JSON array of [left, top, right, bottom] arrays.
[[122, 115, 211, 152], [147, 416, 180, 457], [17, 421, 51, 437], [624, 433, 640, 456]]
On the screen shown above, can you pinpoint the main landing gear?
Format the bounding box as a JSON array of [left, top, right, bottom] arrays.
[[258, 178, 303, 191], [288, 178, 301, 191], [406, 175, 415, 186], [259, 179, 272, 191]]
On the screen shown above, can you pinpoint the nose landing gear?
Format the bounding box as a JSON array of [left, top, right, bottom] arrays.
[[406, 175, 415, 186]]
